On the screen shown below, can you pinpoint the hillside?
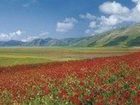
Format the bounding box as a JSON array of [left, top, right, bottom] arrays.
[[72, 24, 140, 47]]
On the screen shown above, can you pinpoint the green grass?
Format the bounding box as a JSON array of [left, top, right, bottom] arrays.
[[0, 47, 139, 67]]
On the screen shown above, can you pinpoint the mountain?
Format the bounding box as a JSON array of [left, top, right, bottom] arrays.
[[24, 37, 87, 46], [93, 24, 140, 47], [24, 38, 66, 46], [0, 24, 140, 47], [0, 40, 24, 46], [73, 24, 140, 47]]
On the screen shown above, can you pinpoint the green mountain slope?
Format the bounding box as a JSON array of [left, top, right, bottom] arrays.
[[74, 24, 140, 47]]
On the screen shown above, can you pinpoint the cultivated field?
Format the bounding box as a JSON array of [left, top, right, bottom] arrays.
[[0, 47, 139, 66]]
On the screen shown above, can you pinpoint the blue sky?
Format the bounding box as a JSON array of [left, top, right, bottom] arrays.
[[0, 0, 139, 41]]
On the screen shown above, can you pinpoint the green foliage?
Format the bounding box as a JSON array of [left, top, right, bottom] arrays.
[[107, 75, 117, 84], [123, 83, 130, 90]]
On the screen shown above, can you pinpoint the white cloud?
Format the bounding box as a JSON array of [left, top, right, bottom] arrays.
[[0, 30, 23, 41], [56, 17, 77, 32], [81, 0, 140, 35], [99, 1, 130, 14], [0, 30, 49, 42], [89, 21, 97, 28], [95, 26, 117, 34], [16, 30, 22, 35], [80, 13, 97, 31], [22, 31, 49, 42], [0, 33, 10, 41], [99, 0, 140, 23], [100, 15, 121, 26], [80, 13, 97, 29], [80, 13, 96, 20]]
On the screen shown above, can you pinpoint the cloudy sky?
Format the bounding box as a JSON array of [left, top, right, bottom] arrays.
[[0, 0, 140, 41]]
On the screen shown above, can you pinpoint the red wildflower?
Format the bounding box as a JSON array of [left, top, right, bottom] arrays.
[[42, 85, 50, 95], [70, 96, 81, 105], [79, 81, 85, 86], [58, 89, 68, 99], [84, 95, 91, 101], [131, 86, 137, 91], [109, 96, 116, 104], [134, 96, 140, 104], [137, 90, 140, 96], [95, 102, 104, 105], [123, 91, 131, 99]]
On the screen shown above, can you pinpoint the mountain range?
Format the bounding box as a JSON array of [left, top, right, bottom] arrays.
[[0, 24, 140, 47]]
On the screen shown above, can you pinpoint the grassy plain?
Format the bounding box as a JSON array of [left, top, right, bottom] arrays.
[[0, 47, 139, 66]]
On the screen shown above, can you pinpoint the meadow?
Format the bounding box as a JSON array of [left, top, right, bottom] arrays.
[[0, 47, 139, 66], [0, 47, 140, 105], [0, 51, 140, 105]]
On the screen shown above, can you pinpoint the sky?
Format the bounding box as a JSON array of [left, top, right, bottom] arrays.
[[0, 0, 140, 41]]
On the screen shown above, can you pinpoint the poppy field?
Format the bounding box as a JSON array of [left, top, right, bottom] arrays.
[[0, 49, 140, 105]]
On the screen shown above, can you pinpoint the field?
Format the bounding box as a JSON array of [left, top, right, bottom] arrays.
[[0, 47, 140, 105], [0, 47, 139, 66]]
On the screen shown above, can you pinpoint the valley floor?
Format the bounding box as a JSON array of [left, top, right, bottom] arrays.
[[0, 51, 140, 105], [0, 47, 139, 67]]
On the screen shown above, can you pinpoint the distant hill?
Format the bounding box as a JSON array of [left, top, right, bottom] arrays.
[[89, 24, 140, 47], [0, 40, 24, 46], [0, 24, 140, 47], [24, 38, 66, 46]]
